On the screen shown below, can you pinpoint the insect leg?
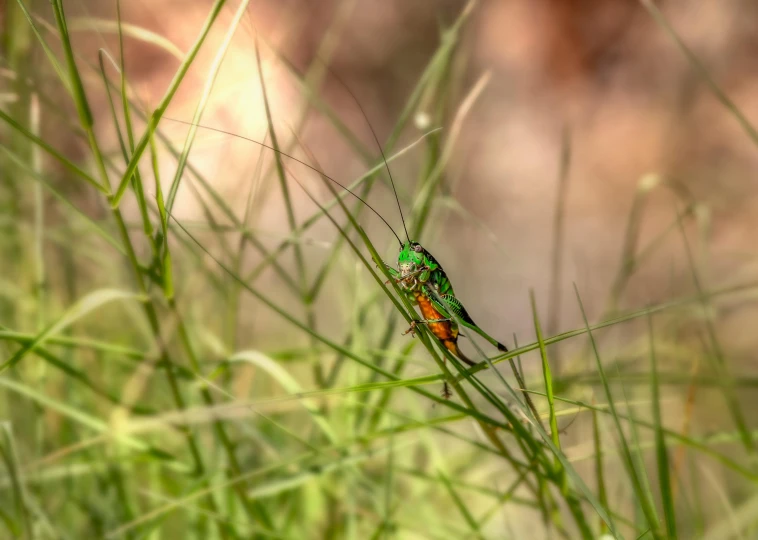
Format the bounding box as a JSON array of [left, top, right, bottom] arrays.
[[436, 294, 509, 353], [458, 318, 509, 352], [383, 264, 401, 279], [402, 318, 450, 337], [442, 379, 452, 399]]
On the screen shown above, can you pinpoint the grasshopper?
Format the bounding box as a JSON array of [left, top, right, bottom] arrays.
[[171, 74, 508, 398], [384, 240, 508, 397], [315, 140, 510, 397], [387, 241, 508, 359], [332, 82, 510, 398]]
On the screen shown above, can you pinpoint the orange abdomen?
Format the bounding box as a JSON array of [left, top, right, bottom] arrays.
[[414, 291, 457, 342]]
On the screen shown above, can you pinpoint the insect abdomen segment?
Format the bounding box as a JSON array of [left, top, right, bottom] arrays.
[[414, 291, 457, 341]]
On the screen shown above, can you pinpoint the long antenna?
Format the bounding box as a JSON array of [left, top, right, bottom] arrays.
[[165, 117, 403, 245], [324, 65, 411, 242]]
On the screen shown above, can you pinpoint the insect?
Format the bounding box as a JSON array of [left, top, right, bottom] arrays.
[[173, 68, 508, 398], [328, 80, 510, 398], [383, 240, 508, 397], [317, 169, 509, 398]]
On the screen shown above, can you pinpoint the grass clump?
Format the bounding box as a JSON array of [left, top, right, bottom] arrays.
[[1, 1, 757, 538]]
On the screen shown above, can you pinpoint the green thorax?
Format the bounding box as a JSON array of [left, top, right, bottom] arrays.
[[397, 241, 454, 297]]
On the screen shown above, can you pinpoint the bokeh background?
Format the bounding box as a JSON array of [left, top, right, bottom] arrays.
[[2, 0, 758, 537], [40, 0, 758, 335]]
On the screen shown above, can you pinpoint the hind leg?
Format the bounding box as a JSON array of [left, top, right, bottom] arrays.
[[441, 356, 452, 399]]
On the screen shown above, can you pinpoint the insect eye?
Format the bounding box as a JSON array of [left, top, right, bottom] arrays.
[[413, 244, 423, 252]]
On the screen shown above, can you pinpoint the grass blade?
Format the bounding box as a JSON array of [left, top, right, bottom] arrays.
[[649, 313, 677, 538], [531, 291, 562, 464], [641, 0, 758, 148], [0, 424, 30, 539], [574, 283, 659, 538], [111, 0, 228, 206], [1, 289, 142, 373]]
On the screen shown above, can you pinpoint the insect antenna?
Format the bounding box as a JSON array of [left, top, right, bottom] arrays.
[[324, 66, 411, 242], [164, 117, 403, 245]]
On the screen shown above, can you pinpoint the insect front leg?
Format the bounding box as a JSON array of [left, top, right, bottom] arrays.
[[400, 265, 430, 284], [382, 263, 401, 281], [382, 263, 415, 289]]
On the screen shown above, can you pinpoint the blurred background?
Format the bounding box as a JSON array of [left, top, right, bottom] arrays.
[[2, 0, 758, 537], [16, 0, 758, 335]]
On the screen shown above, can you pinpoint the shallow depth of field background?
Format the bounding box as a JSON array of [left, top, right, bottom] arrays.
[[2, 0, 758, 538]]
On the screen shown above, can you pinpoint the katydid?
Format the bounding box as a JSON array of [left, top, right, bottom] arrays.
[[384, 240, 508, 397], [322, 76, 510, 398], [169, 78, 508, 398], [387, 240, 509, 361]]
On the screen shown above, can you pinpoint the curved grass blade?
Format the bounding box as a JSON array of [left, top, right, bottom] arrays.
[[67, 17, 184, 61], [111, 0, 228, 207], [1, 289, 143, 373], [0, 377, 165, 456], [228, 350, 337, 443], [641, 0, 758, 148]]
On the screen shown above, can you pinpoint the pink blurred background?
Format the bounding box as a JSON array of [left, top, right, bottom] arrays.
[[57, 0, 758, 357]]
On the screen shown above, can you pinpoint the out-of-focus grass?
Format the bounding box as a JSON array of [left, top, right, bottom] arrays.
[[1, 0, 758, 538]]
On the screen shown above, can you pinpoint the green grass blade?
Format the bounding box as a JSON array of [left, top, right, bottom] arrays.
[[51, 0, 92, 128], [574, 283, 659, 537], [147, 118, 174, 299], [649, 313, 677, 538], [616, 348, 662, 535], [1, 289, 143, 373], [0, 108, 105, 193], [164, 0, 251, 213], [531, 291, 561, 464], [111, 0, 228, 206], [641, 0, 758, 148], [438, 470, 484, 539], [592, 407, 610, 535], [0, 424, 30, 539]]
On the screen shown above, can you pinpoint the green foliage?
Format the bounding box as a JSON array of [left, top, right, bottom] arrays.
[[1, 1, 757, 538]]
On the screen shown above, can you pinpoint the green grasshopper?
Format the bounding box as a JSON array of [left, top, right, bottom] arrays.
[[173, 78, 508, 398], [384, 240, 508, 397], [299, 129, 510, 397], [330, 84, 510, 398], [387, 241, 508, 358], [313, 170, 510, 397]]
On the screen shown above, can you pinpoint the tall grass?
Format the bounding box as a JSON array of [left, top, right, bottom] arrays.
[[1, 1, 757, 538]]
